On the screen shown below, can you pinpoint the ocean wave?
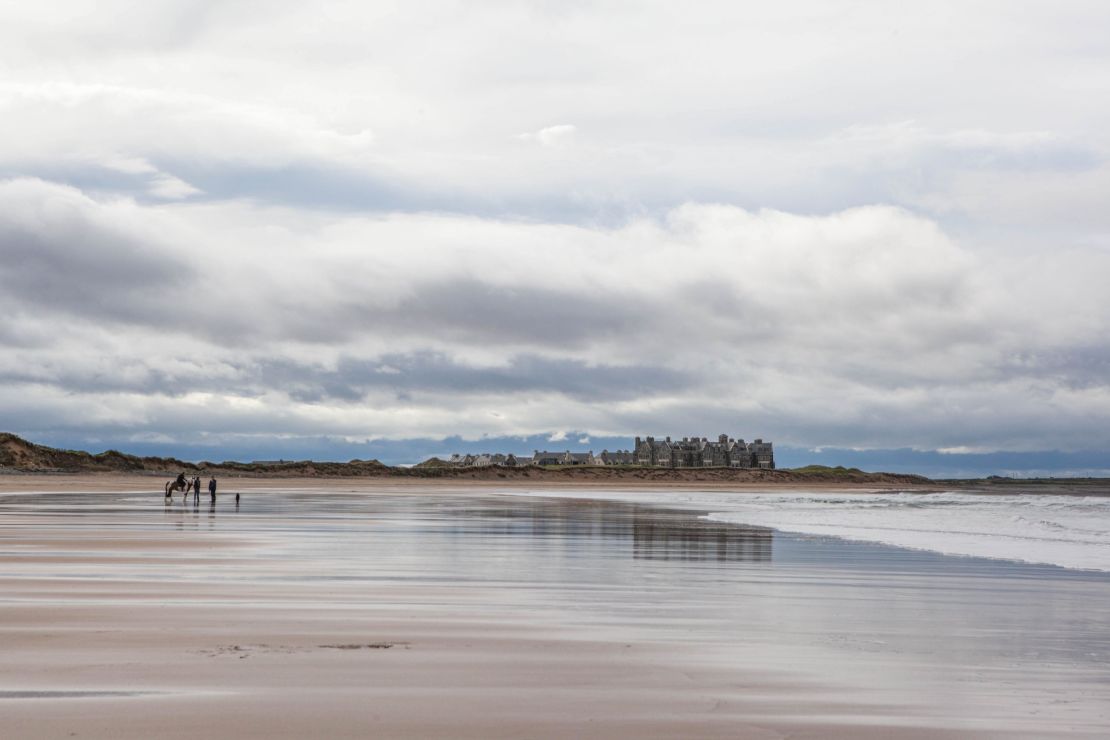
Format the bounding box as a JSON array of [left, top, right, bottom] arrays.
[[697, 492, 1110, 571]]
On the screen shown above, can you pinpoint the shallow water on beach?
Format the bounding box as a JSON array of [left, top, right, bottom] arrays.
[[2, 487, 1109, 737], [511, 487, 1110, 572]]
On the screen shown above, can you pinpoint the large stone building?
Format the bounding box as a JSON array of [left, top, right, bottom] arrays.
[[631, 435, 774, 469], [444, 434, 773, 469]]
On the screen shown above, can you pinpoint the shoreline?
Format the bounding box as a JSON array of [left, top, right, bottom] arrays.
[[3, 472, 1110, 497], [0, 471, 943, 493]]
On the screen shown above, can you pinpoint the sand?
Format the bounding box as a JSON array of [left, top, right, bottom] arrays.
[[1, 480, 1108, 738], [0, 472, 945, 493]]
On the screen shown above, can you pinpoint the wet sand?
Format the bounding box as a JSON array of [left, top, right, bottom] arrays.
[[1, 484, 1108, 738]]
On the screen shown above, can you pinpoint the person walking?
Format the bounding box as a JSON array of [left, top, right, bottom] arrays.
[[193, 476, 201, 505], [208, 477, 217, 503]]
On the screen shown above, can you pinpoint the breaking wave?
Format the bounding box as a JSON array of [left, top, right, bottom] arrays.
[[698, 491, 1110, 571]]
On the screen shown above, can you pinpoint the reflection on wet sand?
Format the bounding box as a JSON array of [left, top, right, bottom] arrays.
[[633, 514, 771, 562], [161, 494, 223, 530], [451, 498, 772, 562]]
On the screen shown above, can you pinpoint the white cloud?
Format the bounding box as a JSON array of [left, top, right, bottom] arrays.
[[101, 156, 160, 175], [147, 173, 202, 199], [98, 155, 202, 199], [516, 124, 576, 147], [0, 82, 380, 202]]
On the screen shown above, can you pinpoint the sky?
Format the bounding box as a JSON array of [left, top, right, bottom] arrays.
[[2, 1, 1109, 475]]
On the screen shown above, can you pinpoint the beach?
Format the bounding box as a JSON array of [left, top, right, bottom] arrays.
[[2, 479, 1109, 738]]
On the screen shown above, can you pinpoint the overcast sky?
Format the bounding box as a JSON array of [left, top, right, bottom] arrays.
[[2, 2, 1109, 472]]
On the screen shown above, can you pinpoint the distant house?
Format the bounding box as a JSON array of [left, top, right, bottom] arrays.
[[567, 452, 594, 466], [598, 450, 635, 465], [531, 450, 564, 466], [448, 453, 508, 468], [532, 450, 594, 466]]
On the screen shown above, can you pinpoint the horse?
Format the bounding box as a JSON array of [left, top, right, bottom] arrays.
[[165, 478, 188, 498]]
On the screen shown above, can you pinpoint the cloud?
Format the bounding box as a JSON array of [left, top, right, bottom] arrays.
[[245, 353, 689, 404], [2, 3, 1110, 463], [516, 124, 577, 147], [100, 156, 202, 199], [0, 81, 382, 208], [2, 176, 1109, 454], [0, 179, 194, 327], [147, 173, 202, 199], [1, 6, 1107, 225]]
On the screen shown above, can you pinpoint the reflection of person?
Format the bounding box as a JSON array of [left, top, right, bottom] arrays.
[[208, 477, 217, 502]]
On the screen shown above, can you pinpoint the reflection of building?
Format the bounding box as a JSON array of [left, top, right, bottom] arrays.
[[632, 515, 772, 562], [454, 498, 773, 564]]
